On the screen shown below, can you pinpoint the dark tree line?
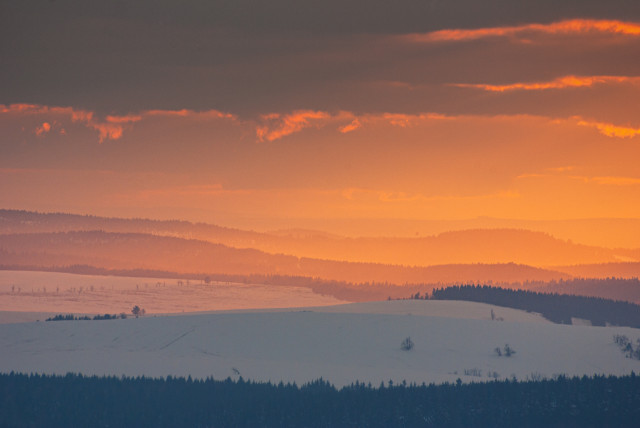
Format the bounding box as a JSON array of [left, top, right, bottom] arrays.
[[430, 285, 640, 327], [46, 313, 127, 322], [1, 372, 639, 427]]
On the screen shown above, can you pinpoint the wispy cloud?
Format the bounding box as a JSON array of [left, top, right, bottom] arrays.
[[575, 118, 640, 138], [339, 119, 362, 134], [144, 109, 236, 120], [256, 110, 332, 142], [451, 75, 640, 92], [381, 113, 451, 127], [404, 19, 640, 43], [1, 104, 237, 143]]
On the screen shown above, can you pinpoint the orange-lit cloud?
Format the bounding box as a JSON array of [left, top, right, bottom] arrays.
[[0, 104, 237, 143], [381, 113, 451, 127], [256, 110, 331, 142], [405, 19, 640, 43], [339, 118, 362, 133], [144, 109, 236, 121], [452, 75, 640, 92], [254, 111, 455, 139], [34, 122, 51, 136], [1, 104, 128, 143], [105, 114, 143, 124], [575, 118, 640, 138], [34, 120, 66, 137]]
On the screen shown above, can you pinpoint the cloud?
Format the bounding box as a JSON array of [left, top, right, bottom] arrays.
[[1, 104, 238, 143], [144, 109, 236, 120], [105, 114, 143, 124], [254, 110, 455, 139], [404, 19, 640, 43], [451, 75, 640, 92], [575, 118, 640, 138], [256, 110, 332, 142], [339, 118, 362, 133], [381, 113, 451, 127], [34, 122, 51, 136]]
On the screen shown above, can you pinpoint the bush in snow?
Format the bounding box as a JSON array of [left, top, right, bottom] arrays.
[[503, 344, 516, 357], [400, 337, 414, 351]]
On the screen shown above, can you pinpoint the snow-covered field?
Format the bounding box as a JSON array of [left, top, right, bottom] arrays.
[[0, 270, 347, 322], [1, 299, 638, 387]]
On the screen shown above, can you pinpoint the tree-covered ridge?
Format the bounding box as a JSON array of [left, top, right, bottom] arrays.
[[430, 285, 640, 327], [1, 372, 638, 427]]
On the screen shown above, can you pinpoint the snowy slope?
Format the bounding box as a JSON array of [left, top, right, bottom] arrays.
[[0, 270, 347, 322], [1, 300, 638, 387]]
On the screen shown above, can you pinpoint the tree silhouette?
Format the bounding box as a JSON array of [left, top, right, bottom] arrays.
[[132, 305, 141, 318]]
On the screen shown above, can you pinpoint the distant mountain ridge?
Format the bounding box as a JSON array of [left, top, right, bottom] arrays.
[[1, 209, 636, 267], [0, 230, 569, 284]]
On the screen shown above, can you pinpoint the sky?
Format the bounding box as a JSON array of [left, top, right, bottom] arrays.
[[2, 0, 640, 235]]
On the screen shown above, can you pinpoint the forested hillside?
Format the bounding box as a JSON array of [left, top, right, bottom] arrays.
[[430, 285, 640, 327], [1, 373, 638, 427]]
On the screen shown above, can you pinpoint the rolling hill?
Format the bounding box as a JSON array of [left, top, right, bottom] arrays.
[[1, 300, 638, 387], [0, 231, 569, 284], [1, 209, 637, 267]]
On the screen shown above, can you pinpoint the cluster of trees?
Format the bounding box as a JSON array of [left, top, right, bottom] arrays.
[[131, 305, 146, 318], [494, 344, 516, 357], [429, 285, 640, 327], [614, 334, 640, 360], [1, 372, 639, 427], [45, 307, 146, 321], [46, 313, 127, 322]]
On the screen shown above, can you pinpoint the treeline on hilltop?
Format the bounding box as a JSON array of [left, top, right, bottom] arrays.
[[530, 277, 640, 304], [430, 285, 640, 327], [46, 313, 127, 322], [1, 372, 639, 428]]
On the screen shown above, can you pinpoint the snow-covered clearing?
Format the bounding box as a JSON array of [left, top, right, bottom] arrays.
[[0, 270, 346, 322], [1, 300, 638, 387]]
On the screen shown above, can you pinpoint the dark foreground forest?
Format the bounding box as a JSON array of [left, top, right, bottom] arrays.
[[1, 372, 639, 427]]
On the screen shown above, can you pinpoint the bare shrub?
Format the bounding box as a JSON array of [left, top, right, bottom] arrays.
[[400, 337, 414, 351]]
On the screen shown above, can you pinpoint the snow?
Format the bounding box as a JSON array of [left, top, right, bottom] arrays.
[[1, 300, 638, 387], [0, 270, 347, 322]]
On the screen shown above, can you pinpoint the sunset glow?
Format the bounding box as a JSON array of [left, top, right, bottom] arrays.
[[1, 1, 639, 251], [4, 4, 640, 420]]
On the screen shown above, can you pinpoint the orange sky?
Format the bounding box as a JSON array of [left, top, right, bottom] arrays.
[[1, 2, 640, 242]]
